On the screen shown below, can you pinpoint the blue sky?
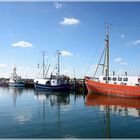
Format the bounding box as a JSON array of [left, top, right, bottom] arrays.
[[0, 2, 140, 78]]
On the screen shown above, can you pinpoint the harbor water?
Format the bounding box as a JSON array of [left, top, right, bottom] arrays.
[[0, 87, 140, 138]]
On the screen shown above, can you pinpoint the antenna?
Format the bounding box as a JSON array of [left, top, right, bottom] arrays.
[[105, 22, 112, 35]]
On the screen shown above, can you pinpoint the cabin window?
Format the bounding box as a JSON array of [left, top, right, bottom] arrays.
[[108, 77, 111, 81], [118, 77, 122, 81], [103, 77, 106, 80], [46, 81, 50, 85], [113, 77, 117, 81], [135, 84, 139, 86], [123, 78, 128, 81], [138, 78, 140, 82]]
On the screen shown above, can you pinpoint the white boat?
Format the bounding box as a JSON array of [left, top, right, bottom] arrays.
[[34, 50, 70, 91], [8, 67, 25, 87]]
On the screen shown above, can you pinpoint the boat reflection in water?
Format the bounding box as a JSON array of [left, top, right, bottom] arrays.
[[86, 93, 140, 117], [7, 87, 25, 106], [34, 91, 70, 126], [34, 91, 70, 105]]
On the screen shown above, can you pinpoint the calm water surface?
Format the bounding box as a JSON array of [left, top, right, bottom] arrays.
[[0, 87, 140, 138]]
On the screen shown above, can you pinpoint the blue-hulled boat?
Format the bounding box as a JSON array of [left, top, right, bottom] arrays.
[[34, 50, 70, 91], [34, 75, 70, 91]]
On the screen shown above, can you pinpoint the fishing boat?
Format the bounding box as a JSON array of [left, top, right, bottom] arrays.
[[8, 67, 25, 87], [85, 25, 140, 97], [34, 50, 70, 91]]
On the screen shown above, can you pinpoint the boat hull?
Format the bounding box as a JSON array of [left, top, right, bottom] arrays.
[[34, 83, 70, 91], [85, 77, 140, 97], [9, 83, 25, 87]]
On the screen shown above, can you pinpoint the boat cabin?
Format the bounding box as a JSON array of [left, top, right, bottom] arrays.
[[34, 75, 69, 86], [99, 76, 140, 86]]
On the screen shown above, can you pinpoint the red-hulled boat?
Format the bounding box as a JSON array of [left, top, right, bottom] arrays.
[[85, 76, 140, 97], [85, 25, 140, 98]]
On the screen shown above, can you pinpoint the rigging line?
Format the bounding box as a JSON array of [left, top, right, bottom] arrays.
[[93, 46, 106, 78], [51, 63, 57, 75], [102, 46, 107, 76], [84, 37, 105, 77], [45, 64, 51, 78], [84, 44, 102, 77]]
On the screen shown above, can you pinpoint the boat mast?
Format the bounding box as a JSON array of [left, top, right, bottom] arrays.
[[42, 51, 45, 78], [93, 24, 110, 83], [106, 25, 109, 83], [56, 50, 61, 77]]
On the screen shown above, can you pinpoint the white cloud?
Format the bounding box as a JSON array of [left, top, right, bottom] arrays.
[[54, 2, 62, 9], [132, 40, 140, 45], [120, 33, 125, 39], [61, 51, 73, 56], [127, 39, 140, 46], [0, 64, 7, 67], [114, 57, 122, 62], [114, 57, 127, 65], [12, 41, 33, 48], [60, 18, 80, 25]]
